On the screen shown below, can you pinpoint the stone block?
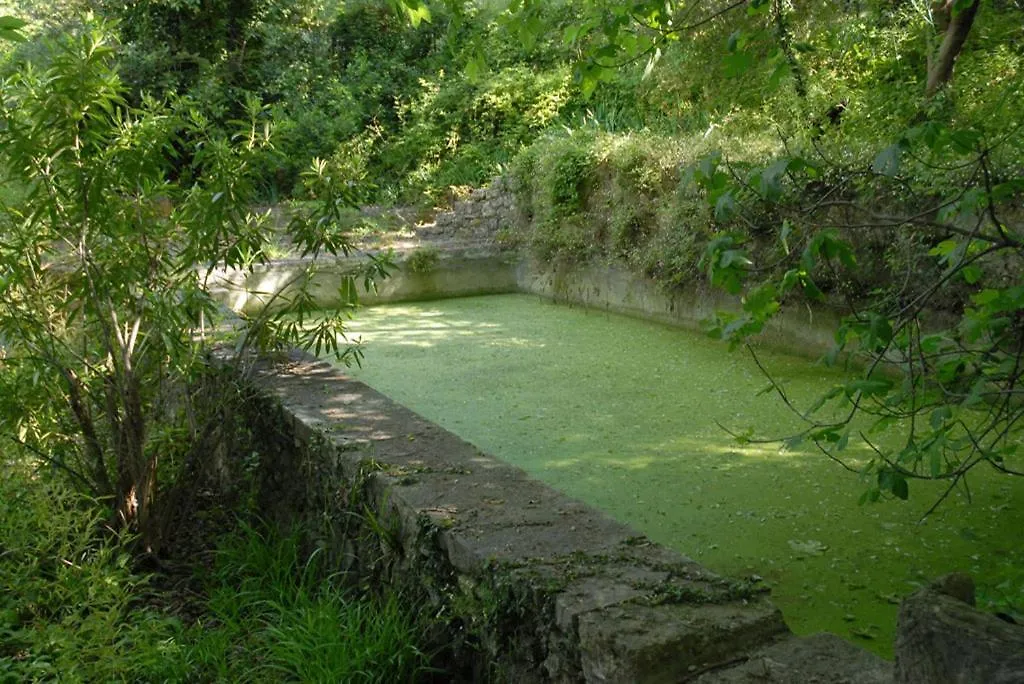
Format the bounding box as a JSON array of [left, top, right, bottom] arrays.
[[895, 576, 1024, 684], [577, 599, 787, 683], [694, 633, 892, 684]]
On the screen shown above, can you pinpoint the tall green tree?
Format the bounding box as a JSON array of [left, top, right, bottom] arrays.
[[0, 19, 384, 550]]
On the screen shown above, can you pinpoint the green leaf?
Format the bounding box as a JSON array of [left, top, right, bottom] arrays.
[[805, 385, 844, 416], [697, 152, 721, 182], [465, 50, 488, 82], [990, 178, 1024, 202], [726, 30, 744, 52], [399, 0, 431, 27], [836, 431, 849, 452], [872, 144, 902, 177], [779, 220, 792, 255], [767, 60, 790, 90], [846, 378, 894, 398], [891, 474, 909, 500], [930, 406, 953, 430], [929, 449, 944, 478], [928, 239, 958, 259], [724, 51, 754, 78], [961, 264, 982, 284], [742, 283, 779, 317], [868, 314, 893, 346], [714, 191, 736, 220], [0, 16, 27, 30], [948, 128, 981, 153]]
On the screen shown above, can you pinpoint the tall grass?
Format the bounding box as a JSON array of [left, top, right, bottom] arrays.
[[0, 453, 432, 682], [186, 522, 431, 683]]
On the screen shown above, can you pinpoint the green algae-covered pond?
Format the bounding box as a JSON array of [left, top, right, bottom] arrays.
[[336, 293, 1023, 657]]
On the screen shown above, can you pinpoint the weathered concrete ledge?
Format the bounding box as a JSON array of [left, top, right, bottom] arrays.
[[515, 258, 842, 359], [209, 173, 848, 357], [210, 247, 519, 315], [244, 353, 892, 683], [212, 248, 842, 359]]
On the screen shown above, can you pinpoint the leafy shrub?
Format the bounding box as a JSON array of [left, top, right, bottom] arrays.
[[381, 64, 575, 203], [0, 460, 187, 682], [405, 246, 440, 274]]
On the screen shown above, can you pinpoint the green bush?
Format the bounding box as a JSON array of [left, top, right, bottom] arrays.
[[0, 461, 187, 682], [406, 246, 441, 274]]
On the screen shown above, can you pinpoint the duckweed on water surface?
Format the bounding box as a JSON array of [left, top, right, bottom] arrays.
[[336, 294, 1024, 657]]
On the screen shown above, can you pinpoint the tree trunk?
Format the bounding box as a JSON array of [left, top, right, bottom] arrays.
[[111, 370, 159, 552], [926, 0, 981, 96]]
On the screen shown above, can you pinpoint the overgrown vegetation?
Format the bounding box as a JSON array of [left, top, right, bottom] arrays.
[[0, 16, 426, 681], [0, 457, 430, 681], [1, 0, 1022, 672]]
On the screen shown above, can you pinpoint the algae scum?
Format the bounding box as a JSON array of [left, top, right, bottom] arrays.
[[337, 294, 1023, 657]]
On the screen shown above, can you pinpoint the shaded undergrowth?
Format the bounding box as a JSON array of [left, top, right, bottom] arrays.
[[0, 460, 432, 682]]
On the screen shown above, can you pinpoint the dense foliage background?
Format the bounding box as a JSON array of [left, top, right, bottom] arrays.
[[0, 0, 1021, 674]]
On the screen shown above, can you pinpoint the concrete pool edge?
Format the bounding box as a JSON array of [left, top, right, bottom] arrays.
[[245, 351, 892, 683], [209, 245, 844, 360]]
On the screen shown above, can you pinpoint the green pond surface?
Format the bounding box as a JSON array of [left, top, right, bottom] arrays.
[[334, 294, 1023, 657]]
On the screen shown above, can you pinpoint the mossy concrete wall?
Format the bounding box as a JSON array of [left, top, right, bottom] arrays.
[[244, 353, 892, 683], [211, 254, 840, 359], [514, 258, 842, 358], [210, 250, 519, 315], [210, 173, 843, 357]]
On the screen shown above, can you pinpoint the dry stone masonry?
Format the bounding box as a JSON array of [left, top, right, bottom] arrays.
[[417, 177, 519, 245]]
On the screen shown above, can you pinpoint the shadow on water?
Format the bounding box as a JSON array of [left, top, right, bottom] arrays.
[[329, 294, 1024, 658]]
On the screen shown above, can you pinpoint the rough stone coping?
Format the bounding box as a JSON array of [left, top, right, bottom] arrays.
[[254, 354, 892, 683]]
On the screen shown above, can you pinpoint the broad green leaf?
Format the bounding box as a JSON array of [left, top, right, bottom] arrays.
[[846, 378, 894, 398], [714, 191, 735, 220], [724, 51, 754, 78], [948, 129, 981, 153], [961, 264, 982, 284], [400, 0, 431, 27], [742, 283, 779, 317], [928, 239, 959, 260], [872, 144, 902, 177], [868, 314, 893, 346], [0, 16, 27, 30]]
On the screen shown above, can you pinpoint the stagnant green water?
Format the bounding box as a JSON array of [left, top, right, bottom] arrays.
[[335, 294, 1023, 657]]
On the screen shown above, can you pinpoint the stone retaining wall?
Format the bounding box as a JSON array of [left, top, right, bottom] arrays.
[[245, 352, 892, 683]]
